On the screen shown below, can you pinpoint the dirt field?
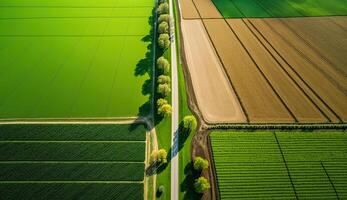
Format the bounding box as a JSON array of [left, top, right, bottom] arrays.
[[178, 1, 346, 124], [226, 19, 328, 123], [178, 0, 222, 19], [192, 0, 222, 18], [249, 18, 347, 122], [204, 19, 295, 123], [178, 0, 199, 19], [181, 19, 246, 123]]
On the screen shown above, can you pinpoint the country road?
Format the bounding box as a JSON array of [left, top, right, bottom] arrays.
[[169, 0, 179, 199]]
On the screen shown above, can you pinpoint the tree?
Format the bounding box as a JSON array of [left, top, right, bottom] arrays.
[[158, 14, 170, 24], [193, 157, 209, 171], [158, 104, 172, 117], [157, 2, 169, 14], [158, 22, 169, 34], [157, 98, 168, 107], [157, 83, 171, 97], [157, 56, 170, 74], [157, 75, 171, 84], [158, 149, 168, 163], [194, 177, 210, 193], [183, 115, 197, 130], [150, 150, 159, 163], [150, 149, 167, 163], [158, 33, 170, 49]]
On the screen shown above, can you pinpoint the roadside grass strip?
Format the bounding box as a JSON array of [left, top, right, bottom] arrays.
[[0, 124, 147, 199], [212, 0, 347, 18], [210, 131, 347, 199]]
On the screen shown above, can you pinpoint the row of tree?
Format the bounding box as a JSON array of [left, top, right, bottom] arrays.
[[156, 0, 172, 117]]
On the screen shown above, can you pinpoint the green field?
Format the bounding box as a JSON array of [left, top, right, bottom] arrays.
[[212, 0, 347, 18], [210, 131, 347, 199], [0, 123, 147, 199], [0, 0, 154, 119]]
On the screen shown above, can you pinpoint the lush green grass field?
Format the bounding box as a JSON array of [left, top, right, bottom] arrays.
[[210, 131, 347, 199], [0, 124, 147, 199], [212, 0, 347, 18], [0, 0, 154, 119]]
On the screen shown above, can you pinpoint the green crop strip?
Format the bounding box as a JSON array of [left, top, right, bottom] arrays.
[[212, 0, 347, 18]]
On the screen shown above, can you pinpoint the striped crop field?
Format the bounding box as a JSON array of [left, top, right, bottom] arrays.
[[210, 131, 347, 199], [0, 123, 147, 200]]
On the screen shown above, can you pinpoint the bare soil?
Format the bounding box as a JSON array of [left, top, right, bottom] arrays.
[[181, 19, 246, 123], [250, 18, 347, 122], [227, 19, 328, 123], [192, 0, 222, 19], [178, 0, 200, 19], [203, 19, 295, 123]]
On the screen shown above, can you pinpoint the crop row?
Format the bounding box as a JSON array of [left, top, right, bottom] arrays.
[[0, 142, 145, 161], [0, 124, 147, 141], [0, 183, 143, 200], [0, 162, 144, 181]]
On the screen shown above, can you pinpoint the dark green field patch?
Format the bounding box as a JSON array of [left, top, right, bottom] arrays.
[[0, 183, 143, 200], [0, 123, 147, 199], [0, 162, 144, 181], [210, 131, 347, 199], [0, 142, 145, 161], [0, 124, 146, 141], [212, 0, 347, 18]]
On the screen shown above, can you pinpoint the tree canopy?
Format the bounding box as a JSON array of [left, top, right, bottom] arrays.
[[194, 177, 211, 193], [183, 115, 197, 130], [193, 156, 209, 171]]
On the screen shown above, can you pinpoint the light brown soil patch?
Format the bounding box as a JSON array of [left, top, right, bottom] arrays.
[[203, 19, 294, 123], [181, 19, 246, 123], [192, 0, 222, 18], [178, 0, 199, 19], [226, 19, 328, 123], [249, 18, 347, 122]]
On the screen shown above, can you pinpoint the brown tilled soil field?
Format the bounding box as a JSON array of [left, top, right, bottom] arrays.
[[181, 19, 246, 123], [179, 0, 222, 19], [178, 0, 347, 124]]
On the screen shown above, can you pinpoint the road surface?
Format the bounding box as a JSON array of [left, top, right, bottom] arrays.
[[169, 0, 179, 199]]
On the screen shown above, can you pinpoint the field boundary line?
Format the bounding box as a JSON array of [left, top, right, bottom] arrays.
[[273, 132, 298, 200], [246, 19, 342, 122], [226, 19, 297, 122], [0, 161, 144, 164], [206, 123, 347, 130], [0, 181, 143, 184], [321, 162, 341, 200], [242, 19, 331, 122]]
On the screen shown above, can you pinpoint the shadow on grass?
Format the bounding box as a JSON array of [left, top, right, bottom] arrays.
[[180, 162, 203, 200], [134, 7, 156, 119], [146, 122, 191, 175]]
